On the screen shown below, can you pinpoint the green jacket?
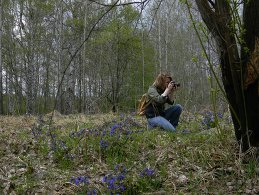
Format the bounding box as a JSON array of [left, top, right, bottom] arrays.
[[145, 85, 174, 118]]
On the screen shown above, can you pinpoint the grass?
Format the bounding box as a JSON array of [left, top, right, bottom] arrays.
[[0, 111, 259, 194]]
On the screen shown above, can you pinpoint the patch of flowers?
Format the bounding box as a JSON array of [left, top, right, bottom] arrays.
[[201, 111, 223, 129], [70, 176, 90, 186], [70, 176, 98, 194], [140, 168, 155, 177], [102, 164, 128, 194], [100, 139, 109, 149]]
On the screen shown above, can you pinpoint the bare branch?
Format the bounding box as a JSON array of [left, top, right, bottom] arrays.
[[89, 0, 149, 7], [208, 0, 215, 8], [49, 0, 120, 127]]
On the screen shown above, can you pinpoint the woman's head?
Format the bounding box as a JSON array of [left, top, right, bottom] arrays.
[[153, 73, 172, 90]]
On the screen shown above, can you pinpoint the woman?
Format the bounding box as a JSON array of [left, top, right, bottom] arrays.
[[145, 73, 182, 132]]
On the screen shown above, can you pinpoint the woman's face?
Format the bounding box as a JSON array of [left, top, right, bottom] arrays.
[[164, 77, 171, 89]]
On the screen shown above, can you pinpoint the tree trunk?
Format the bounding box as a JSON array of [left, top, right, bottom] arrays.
[[158, 10, 162, 71], [195, 0, 259, 152], [0, 0, 3, 114], [242, 0, 259, 148], [56, 2, 64, 113], [64, 64, 75, 114]]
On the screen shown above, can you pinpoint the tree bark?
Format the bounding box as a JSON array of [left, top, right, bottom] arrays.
[[242, 0, 259, 148], [0, 0, 3, 114], [195, 0, 259, 151]]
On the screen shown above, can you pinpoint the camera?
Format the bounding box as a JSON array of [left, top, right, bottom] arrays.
[[170, 81, 180, 87]]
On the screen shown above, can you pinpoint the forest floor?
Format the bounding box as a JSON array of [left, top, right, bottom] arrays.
[[0, 111, 259, 194]]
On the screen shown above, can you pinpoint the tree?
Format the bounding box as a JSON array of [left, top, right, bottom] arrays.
[[0, 0, 3, 114], [192, 0, 259, 152]]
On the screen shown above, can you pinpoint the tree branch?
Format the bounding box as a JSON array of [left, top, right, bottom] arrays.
[[208, 0, 215, 8], [89, 0, 149, 7]]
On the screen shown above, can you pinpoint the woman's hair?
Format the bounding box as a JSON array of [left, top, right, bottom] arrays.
[[153, 73, 172, 90]]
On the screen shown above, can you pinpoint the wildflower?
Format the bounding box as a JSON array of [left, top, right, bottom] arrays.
[[87, 189, 97, 195], [75, 178, 79, 185], [117, 174, 125, 181], [101, 130, 107, 136], [119, 184, 126, 192], [217, 112, 223, 118], [140, 168, 155, 177], [110, 124, 120, 136], [125, 130, 132, 135], [104, 176, 116, 190], [100, 139, 109, 149], [58, 139, 67, 150], [102, 175, 108, 182], [70, 176, 89, 185], [102, 168, 127, 193], [202, 111, 218, 129], [77, 128, 85, 136], [114, 164, 127, 174]]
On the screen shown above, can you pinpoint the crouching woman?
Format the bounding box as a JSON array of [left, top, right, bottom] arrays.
[[145, 73, 182, 132]]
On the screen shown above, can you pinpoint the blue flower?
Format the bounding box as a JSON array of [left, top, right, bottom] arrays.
[[87, 189, 97, 195], [107, 177, 116, 189], [217, 112, 223, 118], [114, 164, 127, 173], [110, 124, 120, 136], [102, 130, 107, 136], [75, 178, 79, 185], [70, 176, 89, 185], [140, 168, 155, 177], [100, 139, 109, 149], [119, 184, 126, 192], [102, 168, 127, 193], [202, 111, 218, 129], [102, 175, 107, 182], [117, 174, 125, 181]]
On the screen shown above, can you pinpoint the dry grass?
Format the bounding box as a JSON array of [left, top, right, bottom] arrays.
[[0, 112, 259, 194]]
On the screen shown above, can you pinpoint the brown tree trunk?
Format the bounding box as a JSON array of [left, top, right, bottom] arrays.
[[195, 0, 259, 152], [0, 0, 3, 114], [241, 0, 259, 148]]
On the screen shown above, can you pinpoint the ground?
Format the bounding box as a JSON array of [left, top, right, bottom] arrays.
[[0, 111, 259, 194]]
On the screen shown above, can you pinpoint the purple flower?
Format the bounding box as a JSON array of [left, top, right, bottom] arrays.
[[217, 112, 223, 118], [110, 124, 120, 136], [102, 175, 107, 182], [140, 168, 155, 177], [117, 174, 125, 181], [75, 178, 79, 185], [100, 139, 109, 149], [107, 177, 116, 189], [87, 189, 97, 195], [102, 169, 127, 193], [101, 130, 107, 136], [70, 176, 89, 185], [119, 184, 126, 192]]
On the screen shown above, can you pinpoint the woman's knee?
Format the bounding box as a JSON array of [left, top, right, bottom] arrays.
[[175, 104, 183, 113]]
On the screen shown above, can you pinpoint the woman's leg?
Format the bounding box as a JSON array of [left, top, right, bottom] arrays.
[[164, 104, 182, 128], [147, 116, 176, 132]]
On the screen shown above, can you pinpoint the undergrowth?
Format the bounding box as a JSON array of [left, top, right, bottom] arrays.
[[0, 111, 259, 194]]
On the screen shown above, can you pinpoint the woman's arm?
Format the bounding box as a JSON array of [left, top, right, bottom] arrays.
[[147, 86, 168, 104]]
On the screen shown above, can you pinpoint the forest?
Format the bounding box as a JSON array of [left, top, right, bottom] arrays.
[[0, 0, 259, 194], [0, 0, 213, 115]]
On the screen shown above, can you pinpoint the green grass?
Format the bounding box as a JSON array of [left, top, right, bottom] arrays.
[[0, 112, 258, 194]]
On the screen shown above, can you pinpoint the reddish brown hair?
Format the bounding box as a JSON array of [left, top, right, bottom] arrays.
[[153, 73, 172, 90]]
